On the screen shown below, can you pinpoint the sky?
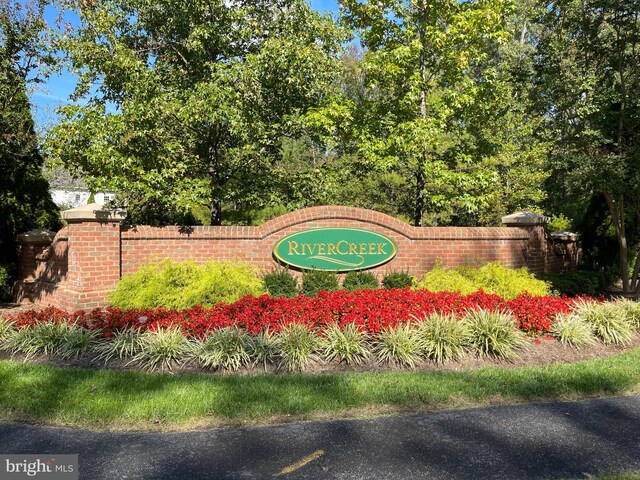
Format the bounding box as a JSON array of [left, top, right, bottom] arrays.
[[29, 0, 341, 130]]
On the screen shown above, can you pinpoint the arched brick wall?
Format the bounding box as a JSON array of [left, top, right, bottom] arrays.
[[14, 205, 579, 311]]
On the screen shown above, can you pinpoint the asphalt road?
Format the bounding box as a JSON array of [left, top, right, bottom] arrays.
[[2, 395, 640, 479]]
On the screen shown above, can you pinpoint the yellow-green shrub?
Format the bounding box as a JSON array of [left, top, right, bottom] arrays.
[[109, 259, 266, 309], [417, 262, 551, 299]]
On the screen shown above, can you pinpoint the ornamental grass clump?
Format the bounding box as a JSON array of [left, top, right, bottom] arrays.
[[95, 328, 145, 363], [572, 299, 634, 345], [463, 309, 525, 360], [247, 330, 279, 371], [321, 323, 370, 365], [415, 313, 467, 363], [549, 314, 596, 348], [190, 327, 251, 371], [0, 317, 15, 350], [374, 324, 423, 368], [6, 321, 71, 359], [133, 326, 190, 371], [59, 324, 103, 359], [612, 298, 640, 329], [275, 323, 320, 372]]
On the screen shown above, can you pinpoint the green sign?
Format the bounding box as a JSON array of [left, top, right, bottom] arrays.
[[273, 228, 397, 272]]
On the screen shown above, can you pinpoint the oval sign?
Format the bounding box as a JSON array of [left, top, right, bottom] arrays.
[[273, 228, 397, 272]]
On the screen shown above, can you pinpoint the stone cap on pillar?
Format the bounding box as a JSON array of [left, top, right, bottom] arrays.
[[16, 229, 56, 244], [62, 203, 127, 223], [501, 211, 550, 227]]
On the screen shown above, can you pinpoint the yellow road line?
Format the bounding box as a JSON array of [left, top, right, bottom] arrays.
[[277, 449, 325, 476]]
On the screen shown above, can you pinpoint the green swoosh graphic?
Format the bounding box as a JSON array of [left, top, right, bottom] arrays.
[[307, 255, 365, 267]]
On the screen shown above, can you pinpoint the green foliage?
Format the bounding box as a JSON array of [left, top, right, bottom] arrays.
[[463, 310, 525, 359], [418, 262, 550, 299], [190, 327, 251, 371], [301, 270, 339, 297], [5, 322, 70, 359], [321, 323, 370, 365], [1, 1, 61, 280], [539, 270, 607, 297], [247, 330, 278, 371], [550, 314, 596, 348], [59, 325, 102, 359], [0, 265, 11, 301], [614, 299, 640, 330], [263, 268, 299, 298], [381, 271, 415, 289], [341, 271, 379, 292], [275, 323, 320, 372], [109, 260, 266, 309], [417, 264, 477, 295], [86, 192, 95, 204], [571, 300, 634, 346], [374, 324, 423, 368], [46, 0, 346, 225], [0, 317, 15, 349], [132, 327, 190, 371], [95, 328, 144, 363], [416, 314, 467, 363], [547, 214, 573, 232]]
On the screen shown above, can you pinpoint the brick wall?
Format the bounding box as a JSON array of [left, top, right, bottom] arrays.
[[14, 205, 579, 311]]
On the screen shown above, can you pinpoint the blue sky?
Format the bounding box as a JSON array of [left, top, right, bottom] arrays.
[[29, 0, 341, 130]]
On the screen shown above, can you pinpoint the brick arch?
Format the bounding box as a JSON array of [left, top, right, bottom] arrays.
[[258, 205, 415, 239]]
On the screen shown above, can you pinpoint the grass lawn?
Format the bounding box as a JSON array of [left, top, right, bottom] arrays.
[[1, 348, 640, 431]]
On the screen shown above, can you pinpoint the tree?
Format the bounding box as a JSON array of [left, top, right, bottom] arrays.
[[340, 0, 514, 226], [46, 0, 345, 225], [535, 0, 640, 292], [0, 0, 61, 297]]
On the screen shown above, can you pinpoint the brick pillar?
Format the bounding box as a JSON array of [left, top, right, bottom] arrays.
[[502, 211, 550, 275], [62, 203, 126, 310]]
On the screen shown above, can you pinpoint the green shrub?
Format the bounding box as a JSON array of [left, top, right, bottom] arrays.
[[417, 262, 550, 299], [132, 327, 190, 371], [547, 214, 572, 232], [550, 314, 596, 348], [342, 272, 379, 292], [0, 264, 11, 301], [275, 323, 320, 372], [321, 323, 370, 365], [263, 268, 298, 298], [109, 259, 266, 309], [572, 300, 634, 345], [463, 309, 525, 359], [539, 270, 605, 297], [190, 327, 251, 371], [95, 328, 145, 363], [301, 270, 339, 297], [416, 313, 467, 363], [417, 264, 477, 295], [374, 324, 423, 368], [381, 271, 415, 289]]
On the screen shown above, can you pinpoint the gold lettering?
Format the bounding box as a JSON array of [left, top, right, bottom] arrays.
[[288, 241, 300, 255], [318, 243, 326, 255], [369, 243, 377, 254], [301, 244, 307, 255], [359, 243, 367, 255], [307, 244, 316, 255], [337, 240, 349, 255], [377, 243, 387, 255], [327, 243, 337, 255], [349, 243, 357, 255]]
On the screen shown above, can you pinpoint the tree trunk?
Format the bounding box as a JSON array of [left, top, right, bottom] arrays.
[[604, 192, 630, 292], [414, 168, 425, 227], [210, 199, 222, 226]]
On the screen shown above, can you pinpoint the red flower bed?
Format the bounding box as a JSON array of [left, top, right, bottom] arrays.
[[5, 289, 585, 337]]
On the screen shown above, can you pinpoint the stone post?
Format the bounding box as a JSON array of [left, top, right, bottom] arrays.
[[501, 211, 550, 275], [62, 203, 126, 310]]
